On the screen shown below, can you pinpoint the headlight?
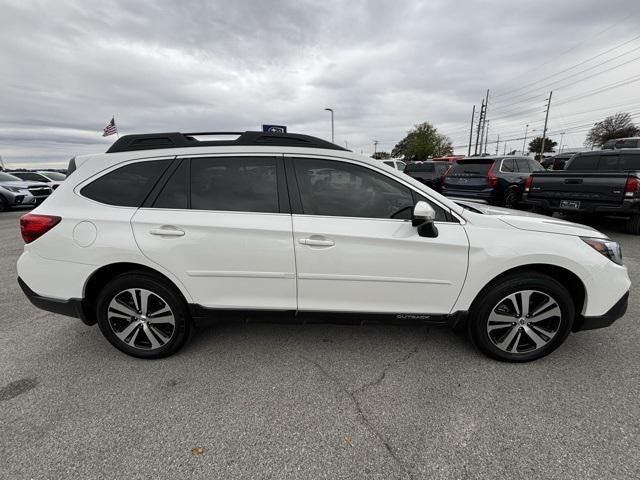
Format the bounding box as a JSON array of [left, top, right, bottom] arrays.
[[581, 237, 623, 265], [4, 186, 27, 193]]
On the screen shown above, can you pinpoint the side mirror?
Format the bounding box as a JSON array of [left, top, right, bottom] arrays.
[[412, 201, 439, 238]]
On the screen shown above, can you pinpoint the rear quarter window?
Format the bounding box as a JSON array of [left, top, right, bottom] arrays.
[[81, 159, 170, 207]]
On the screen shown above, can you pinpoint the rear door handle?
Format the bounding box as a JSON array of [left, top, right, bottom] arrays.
[[299, 237, 335, 247], [149, 227, 185, 237]]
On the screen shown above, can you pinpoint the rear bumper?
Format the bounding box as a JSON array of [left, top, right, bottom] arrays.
[[574, 291, 629, 331], [523, 196, 640, 215], [442, 187, 500, 202], [18, 277, 94, 325]]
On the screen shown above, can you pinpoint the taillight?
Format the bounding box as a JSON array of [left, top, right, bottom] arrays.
[[524, 175, 533, 193], [624, 176, 640, 197], [487, 163, 498, 187], [20, 214, 61, 243]]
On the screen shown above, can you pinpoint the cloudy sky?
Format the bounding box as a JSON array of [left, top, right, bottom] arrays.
[[1, 0, 639, 167]]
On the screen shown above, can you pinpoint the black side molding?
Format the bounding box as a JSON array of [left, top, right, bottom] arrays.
[[17, 278, 95, 326], [574, 291, 629, 331]]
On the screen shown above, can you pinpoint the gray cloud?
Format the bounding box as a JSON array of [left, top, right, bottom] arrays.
[[1, 0, 639, 166]]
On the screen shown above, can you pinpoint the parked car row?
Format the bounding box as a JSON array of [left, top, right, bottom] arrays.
[[400, 156, 544, 209], [523, 149, 640, 234], [0, 170, 66, 211]]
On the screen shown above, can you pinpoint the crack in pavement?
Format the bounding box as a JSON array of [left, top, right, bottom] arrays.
[[300, 328, 427, 480]]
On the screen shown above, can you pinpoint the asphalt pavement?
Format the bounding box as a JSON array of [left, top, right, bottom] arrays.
[[1, 208, 638, 479]]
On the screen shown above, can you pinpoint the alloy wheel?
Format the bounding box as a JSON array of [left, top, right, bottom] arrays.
[[107, 288, 176, 350], [486, 289, 561, 354]]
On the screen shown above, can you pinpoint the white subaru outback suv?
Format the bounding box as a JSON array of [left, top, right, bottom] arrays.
[[17, 131, 631, 362]]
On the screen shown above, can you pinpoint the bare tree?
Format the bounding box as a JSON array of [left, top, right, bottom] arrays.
[[585, 113, 639, 148]]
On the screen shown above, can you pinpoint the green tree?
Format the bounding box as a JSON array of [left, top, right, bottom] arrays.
[[371, 151, 391, 160], [585, 112, 639, 147], [528, 136, 557, 154], [392, 122, 453, 161]]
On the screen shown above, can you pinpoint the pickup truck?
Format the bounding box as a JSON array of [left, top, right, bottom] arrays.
[[522, 149, 640, 233]]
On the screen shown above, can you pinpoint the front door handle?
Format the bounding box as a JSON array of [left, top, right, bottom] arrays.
[[299, 237, 335, 247], [149, 226, 185, 237]]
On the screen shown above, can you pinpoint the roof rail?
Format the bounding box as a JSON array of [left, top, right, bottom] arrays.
[[106, 131, 350, 153]]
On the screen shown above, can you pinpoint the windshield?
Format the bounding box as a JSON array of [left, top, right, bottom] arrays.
[[40, 171, 66, 180], [0, 172, 22, 182]]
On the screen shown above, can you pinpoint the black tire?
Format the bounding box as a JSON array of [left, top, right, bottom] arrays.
[[469, 272, 574, 362], [96, 272, 191, 359], [626, 214, 640, 235], [503, 188, 519, 209], [0, 195, 8, 212]]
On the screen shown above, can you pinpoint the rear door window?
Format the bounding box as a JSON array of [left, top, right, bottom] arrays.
[[153, 160, 189, 209], [515, 158, 530, 172], [190, 157, 279, 213], [81, 159, 170, 207], [501, 159, 515, 172]]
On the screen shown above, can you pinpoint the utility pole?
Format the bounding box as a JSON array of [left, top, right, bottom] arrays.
[[539, 91, 553, 160], [483, 120, 490, 155], [522, 124, 529, 155], [474, 99, 485, 155], [373, 140, 379, 155], [324, 108, 334, 143], [467, 105, 476, 156], [480, 89, 490, 153], [503, 143, 508, 155], [558, 132, 565, 153], [495, 134, 500, 155]]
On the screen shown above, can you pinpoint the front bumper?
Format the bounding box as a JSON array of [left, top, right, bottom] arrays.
[[18, 277, 93, 325], [574, 291, 629, 331]]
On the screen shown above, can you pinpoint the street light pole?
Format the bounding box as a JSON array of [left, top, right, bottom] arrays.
[[522, 124, 529, 155], [324, 108, 334, 143]]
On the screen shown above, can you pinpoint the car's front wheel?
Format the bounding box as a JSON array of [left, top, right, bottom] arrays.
[[469, 273, 574, 362], [0, 195, 8, 212], [96, 272, 191, 358]]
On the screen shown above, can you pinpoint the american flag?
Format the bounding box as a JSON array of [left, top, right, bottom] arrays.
[[102, 117, 118, 137]]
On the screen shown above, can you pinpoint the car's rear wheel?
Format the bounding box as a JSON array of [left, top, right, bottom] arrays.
[[625, 214, 640, 235], [96, 272, 191, 358], [469, 273, 574, 362], [503, 188, 519, 209]]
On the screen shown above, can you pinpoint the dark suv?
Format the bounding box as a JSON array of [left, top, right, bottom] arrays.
[[403, 161, 450, 192], [442, 156, 544, 208]]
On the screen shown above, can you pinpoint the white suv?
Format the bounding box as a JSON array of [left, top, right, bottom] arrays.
[[17, 131, 631, 361]]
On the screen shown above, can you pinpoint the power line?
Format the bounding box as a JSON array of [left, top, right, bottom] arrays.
[[490, 50, 640, 112], [493, 32, 640, 100], [492, 13, 634, 93]]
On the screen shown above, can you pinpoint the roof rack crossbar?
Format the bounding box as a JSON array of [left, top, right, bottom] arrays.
[[106, 131, 349, 153]]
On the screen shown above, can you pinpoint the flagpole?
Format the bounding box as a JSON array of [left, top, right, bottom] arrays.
[[114, 115, 119, 138]]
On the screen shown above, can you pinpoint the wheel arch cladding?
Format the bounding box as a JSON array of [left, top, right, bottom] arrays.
[[470, 263, 586, 321], [83, 262, 190, 324]]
